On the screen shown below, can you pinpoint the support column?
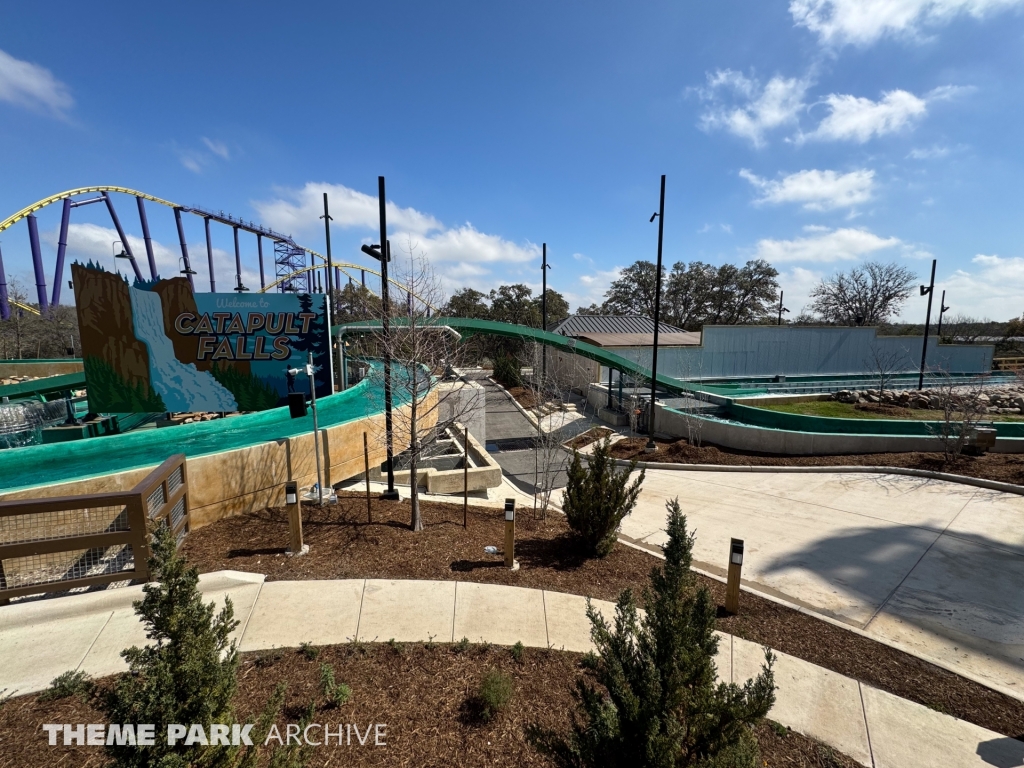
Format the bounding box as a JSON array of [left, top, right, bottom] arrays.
[[28, 214, 48, 313], [136, 196, 157, 279], [173, 208, 195, 291], [51, 198, 71, 306], [0, 243, 10, 321], [204, 217, 215, 291], [233, 226, 242, 290], [257, 235, 265, 290], [102, 192, 143, 282]]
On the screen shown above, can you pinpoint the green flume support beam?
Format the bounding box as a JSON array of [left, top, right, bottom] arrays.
[[334, 316, 699, 397]]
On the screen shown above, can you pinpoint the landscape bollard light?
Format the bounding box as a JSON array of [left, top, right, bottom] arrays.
[[285, 481, 307, 557], [504, 498, 519, 571], [725, 538, 744, 614]]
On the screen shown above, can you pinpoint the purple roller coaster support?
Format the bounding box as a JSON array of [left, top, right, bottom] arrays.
[[361, 269, 365, 287], [305, 251, 312, 293], [204, 217, 215, 291], [0, 243, 10, 321], [257, 234, 265, 290], [51, 198, 71, 306], [28, 214, 49, 314], [136, 196, 157, 279], [174, 208, 195, 291], [335, 266, 340, 288], [102, 192, 143, 282]]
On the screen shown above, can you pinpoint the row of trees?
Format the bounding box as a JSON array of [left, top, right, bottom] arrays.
[[0, 278, 80, 360], [442, 284, 570, 329]]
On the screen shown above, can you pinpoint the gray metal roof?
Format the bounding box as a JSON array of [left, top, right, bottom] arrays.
[[551, 314, 685, 336]]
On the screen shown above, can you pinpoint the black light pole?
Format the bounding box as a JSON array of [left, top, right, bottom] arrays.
[[918, 258, 937, 389], [937, 291, 950, 340], [366, 176, 399, 500], [321, 193, 341, 393], [646, 175, 666, 452], [777, 291, 789, 325], [541, 243, 550, 384]]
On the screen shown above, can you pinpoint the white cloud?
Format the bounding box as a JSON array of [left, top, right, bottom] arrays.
[[201, 137, 230, 160], [802, 89, 928, 142], [753, 226, 908, 263], [741, 168, 875, 210], [939, 254, 1024, 320], [790, 0, 1024, 46], [0, 48, 73, 117], [393, 224, 538, 267], [564, 267, 623, 310], [253, 182, 442, 239], [51, 222, 260, 295], [779, 266, 827, 316], [697, 69, 810, 148]]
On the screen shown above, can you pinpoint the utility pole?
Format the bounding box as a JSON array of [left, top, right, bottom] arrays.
[[777, 291, 789, 325], [918, 259, 937, 389], [321, 193, 340, 393], [646, 175, 666, 452]]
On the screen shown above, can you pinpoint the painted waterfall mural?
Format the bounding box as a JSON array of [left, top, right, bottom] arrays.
[[72, 262, 331, 413]]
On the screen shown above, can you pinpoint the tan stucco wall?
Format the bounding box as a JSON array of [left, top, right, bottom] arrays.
[[0, 398, 430, 531]]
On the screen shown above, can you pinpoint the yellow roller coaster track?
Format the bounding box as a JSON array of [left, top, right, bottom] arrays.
[[0, 185, 329, 260], [0, 187, 180, 235], [262, 262, 439, 311], [9, 300, 40, 316]]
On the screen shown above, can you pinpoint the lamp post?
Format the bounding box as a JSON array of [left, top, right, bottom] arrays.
[[646, 175, 666, 452], [918, 259, 937, 389], [321, 193, 340, 393], [179, 257, 196, 278], [937, 291, 950, 340], [777, 291, 789, 325], [112, 241, 130, 274], [360, 176, 399, 501], [541, 243, 551, 385]]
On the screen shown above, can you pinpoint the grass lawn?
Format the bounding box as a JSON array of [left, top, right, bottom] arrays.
[[757, 399, 1024, 422]]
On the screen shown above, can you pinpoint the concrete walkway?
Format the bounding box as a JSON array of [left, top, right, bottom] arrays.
[[619, 468, 1024, 701], [1, 573, 1021, 768]]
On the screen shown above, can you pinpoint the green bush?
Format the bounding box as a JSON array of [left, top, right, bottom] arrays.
[[299, 642, 320, 661], [510, 641, 525, 664], [492, 355, 522, 389], [319, 663, 351, 707], [476, 669, 513, 723], [40, 670, 92, 702], [561, 438, 645, 557], [99, 524, 291, 768], [530, 498, 776, 768]]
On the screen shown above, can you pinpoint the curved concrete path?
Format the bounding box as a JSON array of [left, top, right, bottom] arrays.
[[1, 572, 1022, 768], [616, 467, 1024, 701]]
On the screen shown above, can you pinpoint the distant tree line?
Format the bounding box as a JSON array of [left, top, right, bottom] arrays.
[[0, 278, 80, 360]]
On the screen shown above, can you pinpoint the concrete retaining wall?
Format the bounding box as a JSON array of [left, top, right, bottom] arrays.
[[654, 405, 1024, 455]]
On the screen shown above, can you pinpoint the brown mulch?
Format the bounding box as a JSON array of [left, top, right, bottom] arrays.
[[564, 427, 612, 451], [506, 386, 539, 409], [609, 436, 1024, 485], [181, 495, 1024, 740], [0, 644, 861, 768]]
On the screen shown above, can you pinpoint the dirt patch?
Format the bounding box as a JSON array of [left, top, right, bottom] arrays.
[[564, 427, 612, 450], [852, 402, 915, 418], [181, 495, 1024, 739], [0, 644, 862, 768], [609, 436, 1024, 485]]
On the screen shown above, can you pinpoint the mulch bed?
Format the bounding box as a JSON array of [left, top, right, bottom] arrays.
[[505, 386, 539, 410], [564, 427, 612, 451], [0, 644, 861, 768], [181, 495, 1024, 740], [609, 436, 1024, 485]]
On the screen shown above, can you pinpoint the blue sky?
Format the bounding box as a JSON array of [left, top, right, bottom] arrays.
[[1, 0, 1023, 320]]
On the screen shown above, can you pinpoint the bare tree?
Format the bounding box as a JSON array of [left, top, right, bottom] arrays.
[[808, 262, 917, 326], [940, 313, 992, 345], [520, 342, 592, 519], [365, 243, 476, 531], [864, 344, 906, 398], [924, 371, 991, 464]]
